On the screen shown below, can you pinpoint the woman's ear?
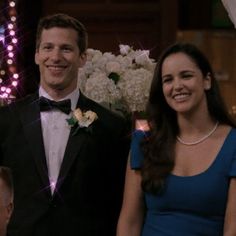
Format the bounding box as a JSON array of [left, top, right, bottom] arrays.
[[6, 201, 13, 224], [204, 73, 212, 90]]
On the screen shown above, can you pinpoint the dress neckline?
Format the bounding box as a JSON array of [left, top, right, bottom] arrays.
[[171, 128, 234, 178]]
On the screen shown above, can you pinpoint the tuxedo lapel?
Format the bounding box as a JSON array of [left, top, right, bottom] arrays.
[[56, 131, 88, 190], [18, 94, 50, 194], [55, 93, 92, 192]]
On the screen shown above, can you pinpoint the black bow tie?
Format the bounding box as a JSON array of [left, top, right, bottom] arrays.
[[39, 96, 71, 114]]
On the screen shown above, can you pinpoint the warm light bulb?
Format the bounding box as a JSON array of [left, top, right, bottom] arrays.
[[0, 70, 5, 75], [7, 59, 13, 64], [10, 16, 16, 22], [9, 1, 16, 7]]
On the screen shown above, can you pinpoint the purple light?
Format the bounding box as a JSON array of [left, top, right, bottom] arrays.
[[7, 45, 13, 51], [2, 93, 8, 98], [9, 30, 15, 36], [6, 88, 11, 93], [1, 86, 6, 92], [8, 23, 14, 30], [8, 52, 14, 58], [13, 73, 19, 79], [12, 81, 18, 86], [12, 38, 17, 44], [0, 0, 18, 102]]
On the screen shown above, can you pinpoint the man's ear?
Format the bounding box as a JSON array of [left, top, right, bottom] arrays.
[[204, 73, 212, 90], [78, 52, 87, 67], [35, 52, 39, 65]]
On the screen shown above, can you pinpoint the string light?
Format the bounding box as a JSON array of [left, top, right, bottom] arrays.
[[0, 0, 19, 103]]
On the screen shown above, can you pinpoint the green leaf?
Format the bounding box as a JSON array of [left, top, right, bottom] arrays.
[[66, 117, 77, 126], [108, 72, 120, 84]]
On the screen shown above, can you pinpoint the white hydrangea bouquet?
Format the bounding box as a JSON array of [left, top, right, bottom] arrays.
[[78, 44, 156, 117]]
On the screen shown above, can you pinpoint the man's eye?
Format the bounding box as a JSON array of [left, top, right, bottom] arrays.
[[62, 48, 72, 52], [42, 46, 52, 50]]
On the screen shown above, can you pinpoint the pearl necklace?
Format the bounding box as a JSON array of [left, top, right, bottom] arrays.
[[177, 121, 219, 146]]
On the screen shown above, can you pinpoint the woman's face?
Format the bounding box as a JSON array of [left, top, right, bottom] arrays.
[[161, 52, 211, 115]]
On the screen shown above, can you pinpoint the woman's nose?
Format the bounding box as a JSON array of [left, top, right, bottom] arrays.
[[173, 78, 183, 90]]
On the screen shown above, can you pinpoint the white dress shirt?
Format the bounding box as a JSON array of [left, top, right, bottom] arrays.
[[39, 86, 79, 194]]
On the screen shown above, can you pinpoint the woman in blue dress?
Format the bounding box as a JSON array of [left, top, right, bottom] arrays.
[[116, 43, 236, 236]]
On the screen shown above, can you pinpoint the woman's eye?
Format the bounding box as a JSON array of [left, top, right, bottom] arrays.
[[162, 77, 172, 84], [182, 74, 192, 79]]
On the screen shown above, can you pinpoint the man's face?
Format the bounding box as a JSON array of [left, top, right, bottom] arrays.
[[35, 27, 86, 96], [0, 180, 13, 236]]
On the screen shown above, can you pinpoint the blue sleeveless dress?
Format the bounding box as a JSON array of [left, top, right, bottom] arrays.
[[130, 129, 236, 236]]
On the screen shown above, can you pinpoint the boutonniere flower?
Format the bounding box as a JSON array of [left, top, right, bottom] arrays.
[[66, 108, 98, 135]]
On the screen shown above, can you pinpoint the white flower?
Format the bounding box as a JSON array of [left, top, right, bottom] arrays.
[[78, 45, 156, 114], [106, 61, 121, 74], [118, 68, 153, 111], [119, 44, 131, 55]]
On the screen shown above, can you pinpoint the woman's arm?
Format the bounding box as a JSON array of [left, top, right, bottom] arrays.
[[224, 178, 236, 235], [116, 154, 145, 236]]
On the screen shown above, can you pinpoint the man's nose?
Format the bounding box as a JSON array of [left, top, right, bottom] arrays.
[[50, 49, 61, 61]]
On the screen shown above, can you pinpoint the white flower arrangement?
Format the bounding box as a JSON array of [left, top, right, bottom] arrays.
[[78, 45, 156, 115]]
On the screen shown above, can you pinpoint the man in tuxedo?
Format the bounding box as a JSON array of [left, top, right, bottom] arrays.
[[0, 13, 129, 236], [0, 167, 13, 236]]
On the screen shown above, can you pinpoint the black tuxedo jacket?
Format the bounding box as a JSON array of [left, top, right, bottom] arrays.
[[0, 92, 130, 236]]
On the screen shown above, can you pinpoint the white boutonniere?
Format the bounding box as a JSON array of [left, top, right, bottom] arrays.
[[66, 108, 98, 135]]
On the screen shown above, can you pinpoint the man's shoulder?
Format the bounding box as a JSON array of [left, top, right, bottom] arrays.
[[13, 93, 38, 105], [0, 93, 38, 118], [9, 93, 38, 111]]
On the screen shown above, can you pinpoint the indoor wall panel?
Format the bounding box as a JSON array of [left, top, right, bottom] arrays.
[[41, 0, 177, 59]]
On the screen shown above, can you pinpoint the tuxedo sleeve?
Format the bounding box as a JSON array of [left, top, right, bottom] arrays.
[[104, 113, 130, 236]]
